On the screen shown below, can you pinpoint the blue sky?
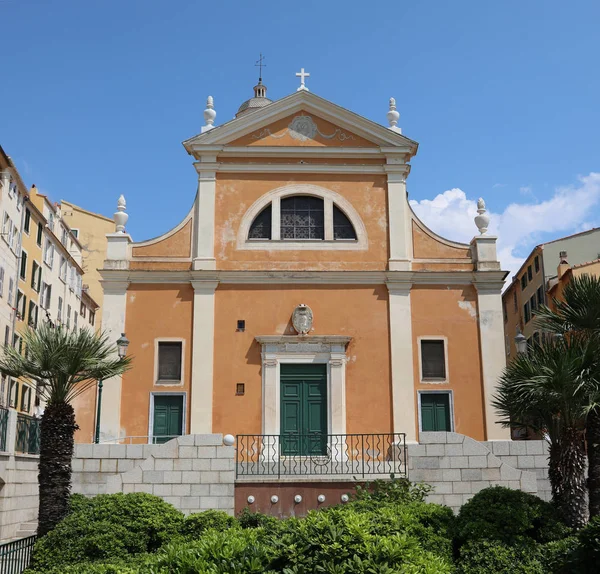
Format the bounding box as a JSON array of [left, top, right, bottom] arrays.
[[2, 0, 599, 277]]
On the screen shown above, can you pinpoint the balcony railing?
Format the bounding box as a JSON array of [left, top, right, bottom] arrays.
[[236, 433, 407, 478], [15, 414, 40, 455], [0, 535, 36, 574], [0, 407, 8, 452]]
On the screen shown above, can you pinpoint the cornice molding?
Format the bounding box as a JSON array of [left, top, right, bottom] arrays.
[[194, 162, 386, 175], [98, 268, 508, 287], [256, 335, 352, 345]]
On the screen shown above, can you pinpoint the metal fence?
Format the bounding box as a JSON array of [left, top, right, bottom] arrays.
[[0, 407, 8, 452], [236, 433, 407, 478], [0, 535, 36, 574], [15, 415, 40, 455]]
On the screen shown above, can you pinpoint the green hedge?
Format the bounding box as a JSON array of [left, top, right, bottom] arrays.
[[28, 485, 600, 573]]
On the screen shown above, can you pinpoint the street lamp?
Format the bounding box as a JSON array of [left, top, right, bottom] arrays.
[[95, 333, 129, 444], [515, 332, 528, 355]]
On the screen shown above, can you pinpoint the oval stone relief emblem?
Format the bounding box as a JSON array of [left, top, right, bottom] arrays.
[[292, 304, 313, 335]]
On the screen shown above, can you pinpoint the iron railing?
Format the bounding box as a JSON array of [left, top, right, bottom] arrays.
[[15, 414, 40, 455], [0, 535, 36, 574], [0, 407, 8, 452], [236, 433, 407, 478]]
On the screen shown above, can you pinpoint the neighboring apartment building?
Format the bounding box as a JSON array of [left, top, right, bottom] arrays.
[[547, 255, 600, 311], [0, 147, 28, 412], [502, 228, 600, 360], [60, 199, 113, 329]]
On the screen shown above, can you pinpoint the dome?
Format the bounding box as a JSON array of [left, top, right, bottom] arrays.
[[236, 80, 272, 118]]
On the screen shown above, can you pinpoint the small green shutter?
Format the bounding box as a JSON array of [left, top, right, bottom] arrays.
[[280, 364, 327, 455], [153, 395, 184, 444], [420, 393, 451, 432]]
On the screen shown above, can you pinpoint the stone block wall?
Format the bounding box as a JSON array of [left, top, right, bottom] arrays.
[[408, 432, 549, 512], [72, 434, 235, 515], [0, 453, 39, 541]]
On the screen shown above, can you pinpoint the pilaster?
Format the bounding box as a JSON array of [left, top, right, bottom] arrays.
[[385, 164, 412, 271], [193, 155, 217, 270], [99, 281, 130, 442], [474, 281, 510, 440], [190, 280, 219, 433], [386, 280, 417, 443]]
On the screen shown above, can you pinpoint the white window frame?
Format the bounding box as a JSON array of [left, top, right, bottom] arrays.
[[237, 184, 368, 251], [0, 266, 5, 298], [43, 240, 54, 269], [417, 390, 455, 433], [417, 336, 449, 384], [148, 392, 187, 444], [154, 338, 186, 386], [59, 256, 67, 282], [8, 278, 14, 306]]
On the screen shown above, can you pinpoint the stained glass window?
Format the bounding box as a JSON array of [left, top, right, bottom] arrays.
[[280, 196, 324, 240]]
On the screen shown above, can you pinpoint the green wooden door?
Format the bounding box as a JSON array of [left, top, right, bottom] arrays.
[[280, 364, 327, 455], [153, 395, 184, 444], [420, 393, 451, 432]]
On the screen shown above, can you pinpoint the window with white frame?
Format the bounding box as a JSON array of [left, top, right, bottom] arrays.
[[16, 290, 26, 319], [43, 240, 54, 268], [66, 304, 71, 329], [80, 302, 86, 318], [41, 282, 52, 310], [57, 296, 63, 323], [2, 213, 10, 238], [8, 278, 14, 306], [8, 182, 15, 199], [73, 312, 78, 331], [419, 339, 448, 381], [8, 223, 14, 250], [69, 266, 75, 291], [4, 326, 9, 347], [31, 261, 42, 292], [0, 267, 4, 298], [61, 227, 68, 246], [76, 275, 82, 298], [157, 341, 183, 383], [9, 380, 18, 408], [59, 257, 67, 282], [11, 226, 19, 252], [28, 300, 38, 328]]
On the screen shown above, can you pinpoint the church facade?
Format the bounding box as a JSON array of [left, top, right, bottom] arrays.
[[96, 79, 509, 447]]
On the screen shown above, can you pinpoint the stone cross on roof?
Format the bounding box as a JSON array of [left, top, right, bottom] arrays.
[[296, 67, 310, 91]]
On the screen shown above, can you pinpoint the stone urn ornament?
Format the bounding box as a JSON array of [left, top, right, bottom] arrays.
[[474, 197, 490, 235], [292, 304, 313, 335]]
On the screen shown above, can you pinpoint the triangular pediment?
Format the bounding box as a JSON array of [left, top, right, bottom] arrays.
[[229, 110, 377, 147], [183, 90, 418, 155]]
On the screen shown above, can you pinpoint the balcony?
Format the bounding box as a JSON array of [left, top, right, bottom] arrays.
[[235, 433, 407, 479]]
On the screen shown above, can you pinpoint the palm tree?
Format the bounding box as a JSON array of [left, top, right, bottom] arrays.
[[537, 274, 600, 518], [0, 323, 131, 536], [492, 335, 594, 528]]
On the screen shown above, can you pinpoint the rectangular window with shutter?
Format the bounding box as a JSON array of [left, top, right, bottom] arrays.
[[157, 341, 183, 383], [420, 339, 447, 381]]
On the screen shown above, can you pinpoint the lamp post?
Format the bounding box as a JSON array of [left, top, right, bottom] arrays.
[[95, 333, 130, 444], [515, 332, 528, 355]]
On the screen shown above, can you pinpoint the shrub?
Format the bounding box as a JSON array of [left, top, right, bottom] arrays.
[[30, 493, 184, 570], [576, 515, 600, 571], [183, 509, 237, 538], [455, 486, 569, 548], [539, 536, 580, 574], [237, 507, 281, 530], [353, 475, 432, 505], [457, 540, 545, 574]]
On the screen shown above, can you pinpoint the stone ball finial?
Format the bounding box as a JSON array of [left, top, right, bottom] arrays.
[[114, 194, 128, 233], [474, 197, 490, 235], [387, 97, 401, 133]]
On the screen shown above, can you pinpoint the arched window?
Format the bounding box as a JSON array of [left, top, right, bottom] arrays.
[[333, 205, 357, 240], [280, 196, 324, 240], [248, 205, 272, 239], [239, 184, 367, 251]]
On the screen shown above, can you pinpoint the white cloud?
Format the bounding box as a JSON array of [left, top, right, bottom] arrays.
[[409, 173, 600, 281]]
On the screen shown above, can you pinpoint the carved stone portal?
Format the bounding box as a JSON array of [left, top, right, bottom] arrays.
[[292, 304, 313, 335]]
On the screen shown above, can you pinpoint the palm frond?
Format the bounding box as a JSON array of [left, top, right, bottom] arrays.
[[0, 323, 132, 405]]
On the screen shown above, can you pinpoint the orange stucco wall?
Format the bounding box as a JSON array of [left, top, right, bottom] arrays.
[[132, 219, 192, 258], [212, 284, 392, 436], [412, 222, 471, 260], [121, 284, 193, 437], [229, 111, 378, 148], [411, 285, 486, 440], [215, 173, 389, 271]]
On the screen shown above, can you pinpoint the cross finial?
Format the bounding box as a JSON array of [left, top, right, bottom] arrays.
[[255, 53, 266, 81], [296, 67, 310, 91]]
